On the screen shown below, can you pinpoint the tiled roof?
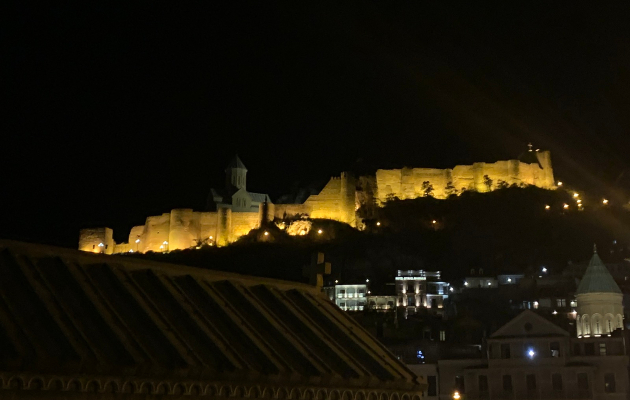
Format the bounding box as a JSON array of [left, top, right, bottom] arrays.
[[576, 251, 622, 295], [0, 240, 420, 391]]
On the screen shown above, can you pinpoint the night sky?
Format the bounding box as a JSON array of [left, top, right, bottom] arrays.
[[4, 3, 630, 247]]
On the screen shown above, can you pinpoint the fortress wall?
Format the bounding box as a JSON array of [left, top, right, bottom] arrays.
[[217, 207, 232, 246], [79, 227, 114, 254], [199, 212, 218, 242], [113, 242, 133, 253], [304, 177, 345, 222], [143, 213, 171, 252], [411, 168, 451, 198], [375, 169, 402, 203], [274, 204, 312, 219], [127, 225, 146, 252], [230, 212, 261, 241], [168, 209, 200, 251]]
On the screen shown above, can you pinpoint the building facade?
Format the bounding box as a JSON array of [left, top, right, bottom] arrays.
[[396, 270, 450, 313]]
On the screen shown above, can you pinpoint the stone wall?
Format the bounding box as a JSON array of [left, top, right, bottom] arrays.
[[376, 151, 555, 203], [78, 227, 114, 254], [303, 173, 356, 226]]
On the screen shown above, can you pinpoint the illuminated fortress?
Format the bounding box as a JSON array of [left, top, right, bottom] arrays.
[[79, 148, 554, 254]]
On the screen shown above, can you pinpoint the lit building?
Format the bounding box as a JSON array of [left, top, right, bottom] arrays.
[[396, 270, 449, 312], [576, 248, 624, 338], [326, 283, 368, 311]]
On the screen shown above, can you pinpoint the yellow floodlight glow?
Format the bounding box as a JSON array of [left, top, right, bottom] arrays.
[[453, 391, 461, 400]]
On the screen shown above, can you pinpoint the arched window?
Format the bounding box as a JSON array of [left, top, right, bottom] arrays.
[[593, 314, 602, 335], [583, 315, 590, 336]]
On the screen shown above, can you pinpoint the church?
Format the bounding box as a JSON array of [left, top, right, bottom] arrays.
[[411, 247, 629, 400]]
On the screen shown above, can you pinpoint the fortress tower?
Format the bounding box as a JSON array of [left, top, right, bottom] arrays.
[[576, 246, 624, 338]]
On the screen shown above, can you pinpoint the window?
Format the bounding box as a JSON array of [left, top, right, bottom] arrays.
[[407, 283, 414, 292], [599, 343, 607, 356], [604, 373, 616, 393], [573, 343, 581, 355], [440, 331, 446, 341], [502, 375, 513, 393], [478, 375, 488, 393], [501, 343, 511, 359], [526, 374, 536, 396], [454, 376, 465, 393], [552, 374, 563, 392], [92, 244, 95, 249], [570, 300, 578, 307], [584, 343, 595, 356], [556, 299, 566, 307], [550, 342, 560, 357], [427, 376, 437, 396], [577, 373, 589, 397]]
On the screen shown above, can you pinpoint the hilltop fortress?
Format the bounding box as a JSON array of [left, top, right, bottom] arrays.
[[79, 148, 554, 254]]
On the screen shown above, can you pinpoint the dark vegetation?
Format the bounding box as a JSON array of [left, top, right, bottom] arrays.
[[135, 186, 630, 287]]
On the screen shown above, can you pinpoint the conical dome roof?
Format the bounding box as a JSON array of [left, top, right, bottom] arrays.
[[226, 155, 247, 171], [576, 247, 622, 295]]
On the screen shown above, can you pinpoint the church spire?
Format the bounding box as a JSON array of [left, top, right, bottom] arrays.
[[225, 155, 248, 191], [576, 248, 621, 295]]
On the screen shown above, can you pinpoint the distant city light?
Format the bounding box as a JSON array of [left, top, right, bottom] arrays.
[[507, 278, 512, 282], [603, 199, 609, 205], [163, 241, 168, 245], [367, 290, 371, 294], [450, 287, 454, 292], [552, 310, 558, 315], [542, 267, 547, 273], [98, 243, 104, 247], [576, 199, 582, 204], [453, 391, 461, 400], [464, 281, 468, 286], [557, 181, 563, 186], [487, 282, 492, 286], [129, 249, 133, 253], [135, 239, 140, 243], [545, 205, 550, 210], [563, 203, 569, 209], [432, 220, 437, 224], [376, 222, 381, 226], [335, 280, 338, 283], [317, 229, 323, 234], [573, 192, 579, 198], [366, 279, 370, 283], [528, 349, 536, 359], [209, 236, 213, 239], [264, 231, 269, 236]]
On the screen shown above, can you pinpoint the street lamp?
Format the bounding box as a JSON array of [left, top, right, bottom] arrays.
[[453, 391, 461, 400]]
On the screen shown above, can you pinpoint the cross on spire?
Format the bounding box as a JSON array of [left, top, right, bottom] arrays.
[[303, 252, 331, 288]]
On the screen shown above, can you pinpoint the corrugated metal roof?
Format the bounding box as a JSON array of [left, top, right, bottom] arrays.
[[0, 240, 419, 391], [576, 251, 622, 295]]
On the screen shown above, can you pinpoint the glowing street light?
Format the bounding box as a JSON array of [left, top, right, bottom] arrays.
[[453, 391, 461, 400], [432, 220, 437, 224], [563, 203, 569, 209], [603, 199, 609, 205], [317, 229, 323, 234], [135, 239, 140, 243], [366, 279, 370, 283], [552, 310, 558, 315], [528, 349, 536, 359], [576, 199, 582, 204], [464, 281, 468, 286], [542, 267, 547, 273], [264, 231, 269, 236], [335, 280, 338, 284], [573, 192, 579, 198], [376, 222, 381, 226], [545, 205, 550, 210], [557, 181, 563, 186]]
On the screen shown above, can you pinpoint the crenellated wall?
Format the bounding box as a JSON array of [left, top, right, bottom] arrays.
[[376, 151, 555, 203], [302, 173, 357, 226]]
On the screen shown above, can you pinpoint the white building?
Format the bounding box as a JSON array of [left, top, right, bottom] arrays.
[[396, 270, 450, 313]]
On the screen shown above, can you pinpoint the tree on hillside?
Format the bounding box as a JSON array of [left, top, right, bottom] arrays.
[[421, 181, 434, 197], [497, 180, 509, 189], [445, 181, 458, 197], [483, 175, 493, 191]]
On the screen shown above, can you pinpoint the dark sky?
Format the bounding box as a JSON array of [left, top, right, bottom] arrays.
[[4, 3, 630, 247]]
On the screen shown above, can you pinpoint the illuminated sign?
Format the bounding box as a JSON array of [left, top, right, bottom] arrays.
[[395, 277, 426, 280]]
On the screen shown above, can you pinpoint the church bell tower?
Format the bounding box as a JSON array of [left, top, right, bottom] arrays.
[[225, 155, 248, 191], [576, 246, 624, 338]]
